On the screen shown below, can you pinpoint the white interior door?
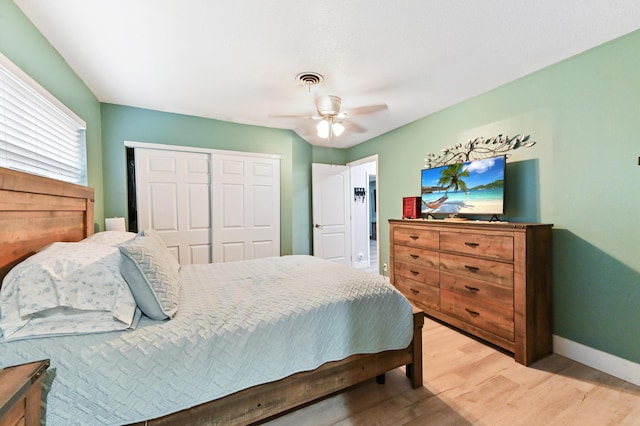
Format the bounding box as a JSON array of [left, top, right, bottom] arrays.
[[135, 148, 211, 265], [213, 154, 280, 262], [312, 163, 351, 264]]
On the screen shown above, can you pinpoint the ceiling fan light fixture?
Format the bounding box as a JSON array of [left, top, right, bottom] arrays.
[[332, 122, 345, 136], [276, 92, 381, 140], [317, 120, 330, 138]]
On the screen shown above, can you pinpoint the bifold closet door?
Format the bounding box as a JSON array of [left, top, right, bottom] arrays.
[[135, 148, 212, 264], [212, 154, 280, 262]]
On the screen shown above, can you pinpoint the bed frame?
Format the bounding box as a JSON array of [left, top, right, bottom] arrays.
[[0, 166, 424, 425]]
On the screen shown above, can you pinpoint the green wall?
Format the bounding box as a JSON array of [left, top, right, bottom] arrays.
[[0, 0, 104, 229], [312, 145, 348, 165], [347, 30, 640, 364], [291, 134, 313, 254], [100, 103, 312, 256]]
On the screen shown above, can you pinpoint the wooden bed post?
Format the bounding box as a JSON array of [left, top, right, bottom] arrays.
[[407, 306, 424, 388], [85, 198, 95, 236]]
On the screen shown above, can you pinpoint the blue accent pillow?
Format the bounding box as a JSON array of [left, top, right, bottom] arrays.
[[140, 228, 167, 248], [118, 235, 181, 320]]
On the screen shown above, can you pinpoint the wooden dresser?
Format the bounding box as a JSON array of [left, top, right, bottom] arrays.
[[0, 360, 49, 426], [389, 219, 552, 365]]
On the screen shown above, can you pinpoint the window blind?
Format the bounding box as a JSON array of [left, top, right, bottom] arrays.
[[0, 54, 87, 185]]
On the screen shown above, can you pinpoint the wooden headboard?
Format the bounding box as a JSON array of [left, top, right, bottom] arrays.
[[0, 167, 94, 284]]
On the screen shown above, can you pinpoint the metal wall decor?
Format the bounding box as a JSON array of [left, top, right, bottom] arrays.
[[424, 134, 536, 168], [353, 187, 366, 203]]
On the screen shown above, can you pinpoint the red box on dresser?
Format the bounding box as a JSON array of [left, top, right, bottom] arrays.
[[402, 196, 421, 219]]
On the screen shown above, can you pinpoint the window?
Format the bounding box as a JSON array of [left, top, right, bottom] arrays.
[[0, 53, 87, 185]]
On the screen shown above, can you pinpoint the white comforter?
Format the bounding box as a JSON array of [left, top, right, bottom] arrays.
[[0, 255, 413, 425]]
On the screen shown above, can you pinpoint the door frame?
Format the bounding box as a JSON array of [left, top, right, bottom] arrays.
[[347, 154, 379, 273]]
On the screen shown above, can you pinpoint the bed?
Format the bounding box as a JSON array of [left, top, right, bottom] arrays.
[[0, 166, 424, 425]]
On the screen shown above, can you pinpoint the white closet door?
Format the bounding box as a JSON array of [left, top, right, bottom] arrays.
[[213, 154, 280, 262], [135, 148, 211, 265]]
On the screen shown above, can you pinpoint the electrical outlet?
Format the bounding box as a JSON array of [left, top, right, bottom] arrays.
[[383, 263, 388, 272]]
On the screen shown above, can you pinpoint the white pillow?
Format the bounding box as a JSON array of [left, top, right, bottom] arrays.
[[0, 242, 139, 341], [81, 231, 137, 246]]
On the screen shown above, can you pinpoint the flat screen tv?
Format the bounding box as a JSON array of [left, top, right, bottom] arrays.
[[421, 155, 506, 217]]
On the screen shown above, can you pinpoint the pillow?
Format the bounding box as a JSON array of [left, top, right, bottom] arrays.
[[138, 228, 180, 277], [139, 228, 166, 246], [0, 242, 139, 341], [81, 231, 137, 246], [118, 235, 181, 320], [0, 307, 141, 341]]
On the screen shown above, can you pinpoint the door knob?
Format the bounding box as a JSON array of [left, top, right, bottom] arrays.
[[314, 224, 323, 228]]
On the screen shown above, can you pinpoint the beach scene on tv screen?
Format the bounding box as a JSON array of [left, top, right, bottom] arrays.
[[421, 156, 505, 215]]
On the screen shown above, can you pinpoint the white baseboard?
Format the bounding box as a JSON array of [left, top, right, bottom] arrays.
[[553, 335, 640, 387]]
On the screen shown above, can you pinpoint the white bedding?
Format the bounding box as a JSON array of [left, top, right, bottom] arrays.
[[0, 255, 413, 425], [0, 242, 140, 340]]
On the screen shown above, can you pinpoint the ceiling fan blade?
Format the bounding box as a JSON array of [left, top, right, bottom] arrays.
[[342, 120, 367, 133], [344, 104, 388, 116], [268, 113, 315, 120]]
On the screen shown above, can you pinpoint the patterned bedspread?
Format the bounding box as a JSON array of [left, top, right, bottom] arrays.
[[0, 255, 413, 425]]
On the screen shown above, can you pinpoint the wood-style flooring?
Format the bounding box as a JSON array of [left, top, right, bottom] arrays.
[[265, 317, 640, 425]]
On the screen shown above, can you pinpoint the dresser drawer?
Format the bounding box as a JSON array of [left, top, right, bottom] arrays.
[[393, 227, 439, 250], [394, 261, 439, 286], [440, 271, 513, 311], [440, 231, 513, 261], [440, 289, 514, 340], [394, 276, 440, 310], [394, 245, 439, 269], [440, 252, 513, 287]]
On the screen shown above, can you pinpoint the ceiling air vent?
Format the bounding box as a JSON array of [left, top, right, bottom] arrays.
[[296, 72, 324, 90]]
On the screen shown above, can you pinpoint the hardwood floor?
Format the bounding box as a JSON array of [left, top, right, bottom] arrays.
[[264, 317, 640, 425]]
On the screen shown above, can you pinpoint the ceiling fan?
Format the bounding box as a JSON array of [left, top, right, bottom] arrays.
[[272, 95, 388, 140]]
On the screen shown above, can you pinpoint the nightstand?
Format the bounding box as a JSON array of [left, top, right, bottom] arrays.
[[0, 360, 50, 426]]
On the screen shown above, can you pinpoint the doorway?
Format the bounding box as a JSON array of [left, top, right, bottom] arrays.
[[347, 156, 379, 275], [365, 172, 378, 274], [311, 155, 380, 275]]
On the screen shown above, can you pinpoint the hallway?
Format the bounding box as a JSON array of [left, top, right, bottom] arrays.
[[363, 238, 379, 275]]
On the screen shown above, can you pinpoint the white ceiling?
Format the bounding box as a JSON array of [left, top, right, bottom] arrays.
[[14, 1, 640, 148]]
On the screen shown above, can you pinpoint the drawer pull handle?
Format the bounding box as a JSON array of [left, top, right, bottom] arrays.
[[410, 254, 420, 259], [410, 270, 420, 276], [465, 285, 480, 292], [410, 288, 420, 295], [465, 308, 480, 317], [464, 265, 480, 273], [464, 242, 480, 248], [410, 235, 420, 240]]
